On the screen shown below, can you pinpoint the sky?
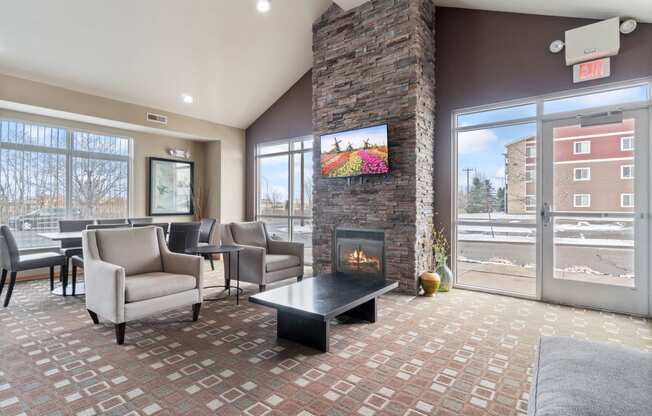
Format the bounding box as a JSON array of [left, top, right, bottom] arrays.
[[320, 124, 387, 153]]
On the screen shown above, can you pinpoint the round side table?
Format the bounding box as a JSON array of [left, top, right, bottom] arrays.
[[185, 245, 244, 304]]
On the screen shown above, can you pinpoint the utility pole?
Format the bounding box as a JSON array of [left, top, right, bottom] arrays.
[[463, 168, 474, 194]]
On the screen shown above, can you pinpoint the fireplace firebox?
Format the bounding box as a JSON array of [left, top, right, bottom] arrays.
[[333, 228, 385, 278]]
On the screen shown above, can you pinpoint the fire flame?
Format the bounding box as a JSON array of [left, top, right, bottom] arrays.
[[347, 248, 379, 269]]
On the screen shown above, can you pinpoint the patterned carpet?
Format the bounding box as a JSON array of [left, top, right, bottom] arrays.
[[1, 261, 651, 416]]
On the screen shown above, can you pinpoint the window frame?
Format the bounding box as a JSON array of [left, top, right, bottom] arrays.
[[255, 135, 313, 264], [621, 136, 634, 151], [621, 164, 634, 179], [621, 193, 634, 208], [573, 167, 591, 181], [573, 193, 591, 208], [573, 140, 591, 155], [0, 117, 133, 249]]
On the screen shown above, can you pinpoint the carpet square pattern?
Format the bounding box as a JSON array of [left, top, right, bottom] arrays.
[[1, 264, 651, 416]]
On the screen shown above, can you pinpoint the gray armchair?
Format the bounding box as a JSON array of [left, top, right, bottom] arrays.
[[82, 226, 203, 344], [220, 222, 303, 291]]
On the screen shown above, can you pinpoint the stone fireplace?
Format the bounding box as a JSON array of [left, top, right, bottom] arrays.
[[333, 228, 385, 278], [312, 0, 435, 293]]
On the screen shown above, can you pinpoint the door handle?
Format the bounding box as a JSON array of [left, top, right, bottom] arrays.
[[541, 202, 551, 227]]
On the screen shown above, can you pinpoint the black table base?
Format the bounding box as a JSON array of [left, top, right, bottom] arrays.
[[184, 245, 243, 305], [203, 284, 244, 302]]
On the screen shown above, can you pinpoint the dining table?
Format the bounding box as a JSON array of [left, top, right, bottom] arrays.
[[38, 231, 85, 295]]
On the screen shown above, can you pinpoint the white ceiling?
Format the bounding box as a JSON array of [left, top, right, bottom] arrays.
[[0, 0, 331, 129], [0, 0, 649, 131]]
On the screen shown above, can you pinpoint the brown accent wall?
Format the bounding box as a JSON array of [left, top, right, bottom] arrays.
[[435, 7, 652, 237], [245, 71, 313, 220]]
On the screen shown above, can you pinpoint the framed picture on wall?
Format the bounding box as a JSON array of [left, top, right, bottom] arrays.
[[148, 157, 194, 216]]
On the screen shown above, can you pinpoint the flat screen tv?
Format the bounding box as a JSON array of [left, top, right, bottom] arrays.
[[320, 123, 389, 178]]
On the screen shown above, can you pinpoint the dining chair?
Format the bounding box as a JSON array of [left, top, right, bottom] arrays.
[[0, 225, 67, 307], [128, 217, 153, 225], [168, 222, 201, 254], [97, 218, 128, 225], [198, 218, 217, 270], [59, 219, 94, 295]]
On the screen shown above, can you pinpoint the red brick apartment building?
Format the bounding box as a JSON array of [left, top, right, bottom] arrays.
[[506, 119, 635, 214]]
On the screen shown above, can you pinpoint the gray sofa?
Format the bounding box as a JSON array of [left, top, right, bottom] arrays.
[[82, 226, 203, 344], [529, 336, 652, 416], [220, 222, 303, 291]]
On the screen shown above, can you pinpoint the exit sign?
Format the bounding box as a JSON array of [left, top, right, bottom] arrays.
[[573, 57, 611, 83]]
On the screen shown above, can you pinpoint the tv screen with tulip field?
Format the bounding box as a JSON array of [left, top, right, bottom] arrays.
[[320, 123, 389, 178]]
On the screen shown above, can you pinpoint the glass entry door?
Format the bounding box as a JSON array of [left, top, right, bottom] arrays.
[[540, 109, 649, 315]]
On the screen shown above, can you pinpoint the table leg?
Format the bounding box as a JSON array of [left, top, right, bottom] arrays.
[[277, 310, 329, 352], [342, 298, 377, 323]]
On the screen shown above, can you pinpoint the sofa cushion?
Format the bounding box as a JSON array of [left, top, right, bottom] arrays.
[[529, 336, 652, 416], [95, 227, 162, 275], [125, 272, 197, 303], [265, 254, 300, 272], [231, 222, 267, 250]]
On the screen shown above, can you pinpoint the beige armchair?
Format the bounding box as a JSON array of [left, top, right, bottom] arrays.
[[221, 222, 303, 291], [82, 226, 203, 344]]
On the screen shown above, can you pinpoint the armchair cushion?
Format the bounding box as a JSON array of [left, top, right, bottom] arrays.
[[230, 222, 267, 250], [95, 227, 163, 275], [125, 272, 197, 303], [266, 254, 300, 273]]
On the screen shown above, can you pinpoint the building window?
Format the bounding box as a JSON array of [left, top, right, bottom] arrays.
[[0, 119, 131, 249], [525, 195, 536, 209], [621, 193, 634, 208], [573, 167, 591, 181], [621, 165, 634, 179], [525, 145, 536, 158], [573, 141, 591, 155], [621, 136, 634, 151], [525, 169, 535, 183], [573, 194, 591, 208], [256, 136, 313, 265]]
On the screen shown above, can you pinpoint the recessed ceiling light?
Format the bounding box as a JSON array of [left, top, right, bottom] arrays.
[[256, 0, 271, 13], [549, 39, 565, 54], [182, 94, 193, 104]]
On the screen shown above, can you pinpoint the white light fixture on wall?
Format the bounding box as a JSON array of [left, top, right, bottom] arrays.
[[256, 0, 271, 13], [168, 148, 191, 159], [549, 39, 565, 54], [619, 19, 637, 34]]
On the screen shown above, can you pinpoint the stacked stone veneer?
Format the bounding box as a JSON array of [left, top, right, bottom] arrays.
[[312, 0, 435, 292]]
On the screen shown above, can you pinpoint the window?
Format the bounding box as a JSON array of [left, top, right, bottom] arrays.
[[525, 195, 536, 209], [621, 165, 634, 179], [574, 167, 591, 181], [573, 141, 591, 155], [457, 103, 536, 128], [0, 120, 131, 249], [621, 193, 634, 208], [621, 136, 634, 151], [525, 169, 535, 183], [525, 145, 536, 158], [543, 84, 649, 114], [256, 136, 313, 264], [573, 194, 591, 208]]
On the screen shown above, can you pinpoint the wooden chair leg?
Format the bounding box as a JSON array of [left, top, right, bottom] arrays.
[[297, 275, 303, 282], [209, 257, 215, 271], [259, 284, 266, 292], [0, 269, 6, 298], [115, 323, 126, 345], [49, 266, 55, 291], [192, 303, 201, 321], [71, 265, 77, 296], [87, 309, 99, 324], [3, 271, 17, 307]]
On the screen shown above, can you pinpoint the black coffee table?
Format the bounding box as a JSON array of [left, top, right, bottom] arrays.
[[185, 245, 243, 305], [249, 272, 398, 352]]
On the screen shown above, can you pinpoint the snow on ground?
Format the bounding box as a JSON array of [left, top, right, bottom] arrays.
[[458, 233, 633, 247]]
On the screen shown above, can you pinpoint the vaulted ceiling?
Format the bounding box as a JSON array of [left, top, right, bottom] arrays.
[[0, 0, 649, 130]]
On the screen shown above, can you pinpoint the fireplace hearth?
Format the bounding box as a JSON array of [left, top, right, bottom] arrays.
[[333, 228, 385, 278]]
